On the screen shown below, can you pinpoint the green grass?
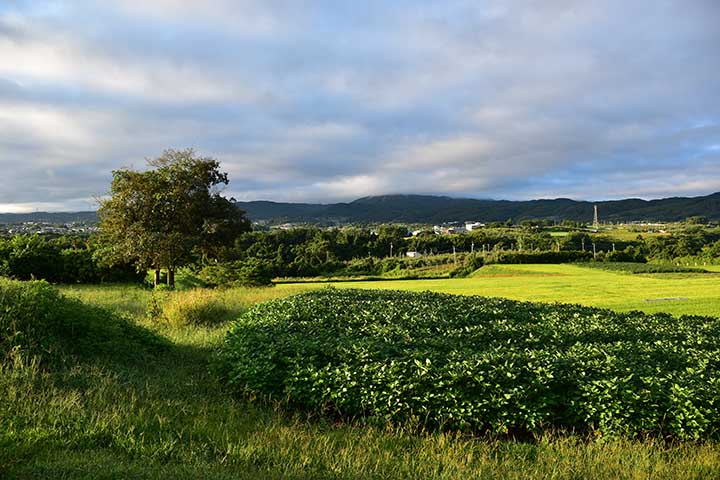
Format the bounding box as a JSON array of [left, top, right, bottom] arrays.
[[4, 272, 720, 478], [595, 228, 671, 242], [272, 264, 720, 317]]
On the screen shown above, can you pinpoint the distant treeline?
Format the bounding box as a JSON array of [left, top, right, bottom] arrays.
[[0, 235, 142, 283], [210, 225, 720, 279], [2, 225, 720, 284]]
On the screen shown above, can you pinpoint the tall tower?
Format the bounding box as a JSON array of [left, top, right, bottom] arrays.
[[593, 205, 599, 228]]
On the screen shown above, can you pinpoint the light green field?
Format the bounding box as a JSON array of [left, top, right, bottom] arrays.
[[275, 264, 720, 317], [64, 264, 719, 319]]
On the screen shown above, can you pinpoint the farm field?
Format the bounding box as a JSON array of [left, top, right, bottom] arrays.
[[274, 263, 720, 317], [3, 266, 719, 478], [220, 288, 720, 438]]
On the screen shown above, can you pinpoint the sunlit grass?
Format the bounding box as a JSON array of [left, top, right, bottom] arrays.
[[5, 270, 719, 477], [271, 264, 720, 317], [60, 263, 720, 320], [4, 318, 720, 479]]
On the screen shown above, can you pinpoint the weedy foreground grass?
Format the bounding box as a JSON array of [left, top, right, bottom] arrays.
[[1, 277, 719, 478]]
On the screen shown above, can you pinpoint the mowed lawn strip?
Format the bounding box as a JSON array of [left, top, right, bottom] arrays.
[[271, 264, 720, 317]]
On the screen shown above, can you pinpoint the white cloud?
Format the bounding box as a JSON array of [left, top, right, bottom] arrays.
[[0, 0, 718, 210], [110, 0, 288, 36], [0, 14, 260, 103]]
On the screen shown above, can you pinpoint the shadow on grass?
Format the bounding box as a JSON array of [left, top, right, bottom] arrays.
[[2, 314, 317, 479]]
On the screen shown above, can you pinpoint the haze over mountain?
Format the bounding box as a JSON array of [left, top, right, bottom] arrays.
[[4, 192, 718, 225], [0, 211, 98, 224]]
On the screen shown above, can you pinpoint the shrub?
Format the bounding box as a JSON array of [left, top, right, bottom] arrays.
[[604, 246, 647, 263], [0, 235, 144, 284], [577, 262, 709, 274], [343, 257, 378, 275], [489, 250, 593, 264], [174, 268, 209, 290], [198, 259, 274, 287], [449, 254, 484, 278], [4, 235, 58, 281], [218, 289, 720, 439], [152, 289, 232, 327], [0, 278, 164, 365]]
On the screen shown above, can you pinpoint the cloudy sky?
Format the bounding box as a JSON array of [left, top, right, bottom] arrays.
[[1, 0, 719, 211]]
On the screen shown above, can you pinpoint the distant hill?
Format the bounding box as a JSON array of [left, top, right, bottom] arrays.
[[236, 192, 720, 224], [0, 211, 98, 224], [2, 192, 719, 225]]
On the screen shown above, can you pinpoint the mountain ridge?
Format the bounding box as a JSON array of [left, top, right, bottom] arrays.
[[235, 192, 720, 224], [1, 192, 718, 225]]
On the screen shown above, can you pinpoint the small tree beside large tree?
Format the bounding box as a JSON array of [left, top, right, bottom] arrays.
[[97, 149, 251, 287]]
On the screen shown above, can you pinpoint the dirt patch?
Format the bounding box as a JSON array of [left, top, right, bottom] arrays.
[[644, 297, 689, 302]]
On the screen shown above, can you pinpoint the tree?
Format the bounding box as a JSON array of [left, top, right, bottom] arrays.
[[97, 149, 251, 287]]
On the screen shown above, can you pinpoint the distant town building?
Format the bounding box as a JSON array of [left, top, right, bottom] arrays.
[[465, 221, 485, 231], [432, 224, 467, 235]]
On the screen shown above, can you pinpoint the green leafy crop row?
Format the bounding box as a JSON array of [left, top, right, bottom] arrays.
[[218, 289, 720, 439], [576, 262, 709, 274]]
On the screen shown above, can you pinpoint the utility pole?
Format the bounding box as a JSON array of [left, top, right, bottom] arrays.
[[582, 238, 585, 251], [452, 245, 457, 265], [471, 241, 474, 254], [390, 242, 393, 257], [592, 243, 596, 258]]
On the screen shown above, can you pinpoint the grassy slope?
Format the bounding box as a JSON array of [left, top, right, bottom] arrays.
[[4, 271, 720, 478], [272, 264, 720, 317]]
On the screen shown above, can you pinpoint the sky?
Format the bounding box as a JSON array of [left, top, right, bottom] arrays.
[[1, 0, 719, 212]]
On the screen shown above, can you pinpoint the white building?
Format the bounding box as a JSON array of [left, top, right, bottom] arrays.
[[465, 221, 485, 231]]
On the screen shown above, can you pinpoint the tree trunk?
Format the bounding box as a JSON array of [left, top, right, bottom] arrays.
[[154, 268, 161, 287], [167, 269, 175, 288]]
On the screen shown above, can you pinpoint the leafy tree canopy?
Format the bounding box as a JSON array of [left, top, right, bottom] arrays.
[[97, 149, 250, 286]]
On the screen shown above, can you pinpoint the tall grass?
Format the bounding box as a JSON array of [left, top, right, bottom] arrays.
[[4, 336, 720, 479]]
